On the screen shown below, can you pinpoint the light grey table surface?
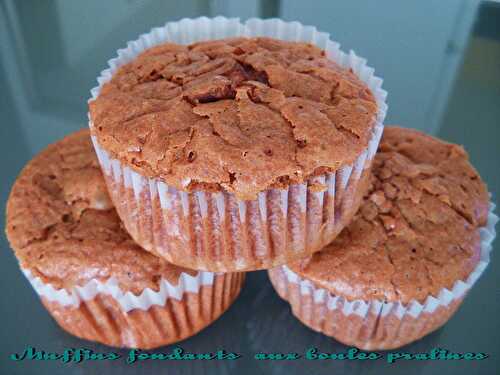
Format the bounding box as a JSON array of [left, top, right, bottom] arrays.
[[1, 1, 499, 374]]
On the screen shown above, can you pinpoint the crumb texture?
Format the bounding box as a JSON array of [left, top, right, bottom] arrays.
[[290, 126, 489, 304], [6, 130, 197, 293], [89, 37, 377, 199]]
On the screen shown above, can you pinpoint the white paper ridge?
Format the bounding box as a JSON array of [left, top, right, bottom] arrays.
[[22, 268, 216, 313]]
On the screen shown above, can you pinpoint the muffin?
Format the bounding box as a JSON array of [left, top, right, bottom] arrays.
[[269, 126, 497, 350], [5, 129, 245, 349], [88, 17, 387, 272]]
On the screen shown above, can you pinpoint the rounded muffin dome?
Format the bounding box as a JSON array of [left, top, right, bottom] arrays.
[[89, 37, 377, 200], [5, 129, 196, 294]]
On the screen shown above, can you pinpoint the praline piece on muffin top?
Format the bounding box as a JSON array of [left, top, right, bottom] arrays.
[[5, 129, 245, 349], [89, 35, 382, 271], [269, 126, 495, 350]]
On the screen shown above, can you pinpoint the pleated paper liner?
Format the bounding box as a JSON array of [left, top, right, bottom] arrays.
[[247, 275, 445, 375], [89, 17, 388, 271], [23, 269, 245, 349], [268, 203, 497, 350]]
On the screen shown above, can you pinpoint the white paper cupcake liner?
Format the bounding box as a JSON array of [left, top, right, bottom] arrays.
[[88, 17, 387, 271], [22, 268, 244, 349], [268, 202, 497, 350], [22, 268, 217, 312]]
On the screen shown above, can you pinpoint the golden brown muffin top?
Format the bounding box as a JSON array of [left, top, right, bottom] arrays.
[[5, 129, 197, 294], [289, 126, 489, 304], [89, 37, 377, 200]]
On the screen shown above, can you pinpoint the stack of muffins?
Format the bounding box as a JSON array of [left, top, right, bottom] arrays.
[[5, 18, 496, 351]]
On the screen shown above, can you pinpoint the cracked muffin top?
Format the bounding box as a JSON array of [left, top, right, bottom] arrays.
[[89, 37, 377, 200], [5, 129, 197, 294], [289, 126, 489, 304]]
